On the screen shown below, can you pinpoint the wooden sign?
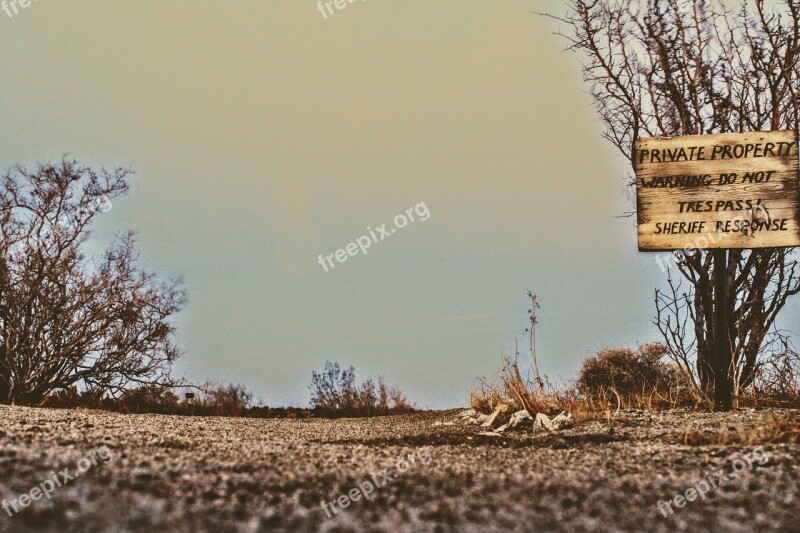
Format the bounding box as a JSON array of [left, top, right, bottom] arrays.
[[635, 130, 800, 251]]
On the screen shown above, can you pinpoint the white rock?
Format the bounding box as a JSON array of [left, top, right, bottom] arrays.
[[508, 410, 533, 429], [481, 404, 509, 428], [534, 413, 555, 431], [533, 411, 574, 432], [457, 408, 477, 419], [551, 411, 574, 429], [495, 424, 509, 433]]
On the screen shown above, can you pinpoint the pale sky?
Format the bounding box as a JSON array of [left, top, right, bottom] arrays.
[[4, 0, 787, 408]]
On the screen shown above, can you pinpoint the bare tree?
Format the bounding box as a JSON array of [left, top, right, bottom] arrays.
[[548, 0, 800, 401], [0, 158, 186, 405]]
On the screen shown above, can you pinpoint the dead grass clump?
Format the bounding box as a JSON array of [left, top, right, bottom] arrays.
[[682, 415, 800, 446], [471, 346, 701, 421], [470, 378, 507, 414], [471, 292, 565, 417], [470, 351, 558, 414], [471, 353, 615, 424], [471, 292, 704, 422]]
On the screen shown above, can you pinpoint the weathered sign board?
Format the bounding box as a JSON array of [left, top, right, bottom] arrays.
[[634, 130, 800, 251]]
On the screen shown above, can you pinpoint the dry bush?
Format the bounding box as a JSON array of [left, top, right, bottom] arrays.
[[310, 361, 414, 418], [471, 343, 703, 421], [472, 358, 642, 423], [576, 344, 697, 409], [471, 351, 616, 423], [199, 383, 253, 416], [0, 159, 186, 406]]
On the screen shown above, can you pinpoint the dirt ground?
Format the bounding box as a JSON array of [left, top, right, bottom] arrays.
[[0, 405, 798, 532]]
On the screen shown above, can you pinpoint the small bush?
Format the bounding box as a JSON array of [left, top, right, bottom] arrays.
[[577, 343, 680, 403], [310, 361, 414, 417], [200, 383, 253, 416]]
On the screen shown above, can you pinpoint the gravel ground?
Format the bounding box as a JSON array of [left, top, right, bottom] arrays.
[[0, 405, 798, 532]]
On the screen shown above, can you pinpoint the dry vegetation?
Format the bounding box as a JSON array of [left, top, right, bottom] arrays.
[[681, 414, 800, 446], [309, 361, 414, 418], [471, 292, 800, 434], [472, 346, 800, 419], [35, 361, 417, 419], [473, 293, 696, 422], [472, 350, 682, 424]]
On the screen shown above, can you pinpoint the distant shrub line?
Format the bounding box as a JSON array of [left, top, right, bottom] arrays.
[[33, 363, 417, 419]]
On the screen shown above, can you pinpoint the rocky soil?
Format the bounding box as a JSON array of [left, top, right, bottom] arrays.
[[0, 405, 798, 532]]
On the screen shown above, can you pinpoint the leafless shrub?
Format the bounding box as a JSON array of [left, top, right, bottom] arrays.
[[0, 158, 187, 405]]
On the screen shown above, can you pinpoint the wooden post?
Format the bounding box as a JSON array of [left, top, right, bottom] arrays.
[[713, 249, 733, 411]]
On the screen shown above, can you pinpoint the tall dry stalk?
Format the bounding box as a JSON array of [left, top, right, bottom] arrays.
[[527, 291, 545, 392]]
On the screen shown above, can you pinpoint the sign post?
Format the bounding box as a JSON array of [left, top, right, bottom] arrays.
[[634, 130, 800, 411], [713, 248, 732, 411]]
